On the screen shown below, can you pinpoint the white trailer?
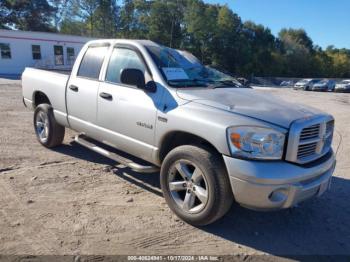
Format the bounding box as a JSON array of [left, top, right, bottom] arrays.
[[0, 29, 94, 78]]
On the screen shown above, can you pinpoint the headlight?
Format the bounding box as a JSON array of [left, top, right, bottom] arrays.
[[227, 126, 285, 160]]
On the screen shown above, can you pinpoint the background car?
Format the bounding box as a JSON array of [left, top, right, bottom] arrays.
[[280, 80, 294, 87], [312, 79, 336, 92], [293, 79, 319, 91], [335, 80, 350, 92], [236, 77, 251, 88]]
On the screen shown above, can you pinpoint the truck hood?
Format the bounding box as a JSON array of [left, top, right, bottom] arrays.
[[176, 88, 323, 128]]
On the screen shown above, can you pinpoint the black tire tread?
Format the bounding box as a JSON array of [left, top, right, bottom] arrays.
[[34, 104, 65, 148], [161, 145, 233, 226]]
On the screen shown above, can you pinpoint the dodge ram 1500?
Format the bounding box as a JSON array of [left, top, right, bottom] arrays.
[[22, 39, 336, 225]]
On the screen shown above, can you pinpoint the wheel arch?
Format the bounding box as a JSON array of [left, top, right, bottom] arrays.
[[32, 91, 51, 108], [158, 130, 222, 164]]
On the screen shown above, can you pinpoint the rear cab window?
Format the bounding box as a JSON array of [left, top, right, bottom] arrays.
[[77, 45, 109, 80]]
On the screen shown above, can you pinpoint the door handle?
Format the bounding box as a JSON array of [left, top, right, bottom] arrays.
[[99, 92, 113, 100], [69, 85, 79, 92]]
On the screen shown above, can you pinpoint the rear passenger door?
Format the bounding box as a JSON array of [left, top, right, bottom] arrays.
[[97, 45, 161, 161], [66, 44, 109, 136]]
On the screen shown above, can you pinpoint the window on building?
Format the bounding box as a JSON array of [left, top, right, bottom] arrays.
[[0, 43, 11, 59], [54, 45, 64, 65], [66, 47, 75, 65], [77, 46, 109, 80], [32, 45, 41, 60], [106, 48, 146, 84]]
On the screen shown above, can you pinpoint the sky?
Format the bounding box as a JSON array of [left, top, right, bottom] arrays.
[[205, 0, 350, 49]]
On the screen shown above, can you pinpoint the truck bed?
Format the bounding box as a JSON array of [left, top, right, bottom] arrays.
[[22, 67, 70, 127]]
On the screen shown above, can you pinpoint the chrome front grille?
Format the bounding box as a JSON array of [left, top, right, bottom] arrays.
[[299, 124, 320, 141], [286, 115, 334, 164], [297, 142, 318, 159]]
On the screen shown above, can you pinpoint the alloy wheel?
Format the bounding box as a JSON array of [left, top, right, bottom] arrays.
[[168, 160, 209, 214], [35, 111, 49, 143]]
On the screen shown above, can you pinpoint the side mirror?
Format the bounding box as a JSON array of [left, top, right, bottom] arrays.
[[120, 68, 145, 89], [120, 68, 157, 93]]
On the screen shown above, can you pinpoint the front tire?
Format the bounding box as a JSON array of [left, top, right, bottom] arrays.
[[160, 145, 233, 226], [33, 104, 65, 148]]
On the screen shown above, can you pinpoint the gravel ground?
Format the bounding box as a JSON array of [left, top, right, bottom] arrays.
[[0, 80, 349, 258]]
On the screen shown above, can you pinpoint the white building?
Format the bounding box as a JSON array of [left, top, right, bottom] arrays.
[[0, 29, 94, 78]]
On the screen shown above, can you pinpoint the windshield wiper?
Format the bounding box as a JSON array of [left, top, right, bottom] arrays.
[[209, 80, 242, 89], [168, 78, 243, 89], [167, 79, 208, 87]]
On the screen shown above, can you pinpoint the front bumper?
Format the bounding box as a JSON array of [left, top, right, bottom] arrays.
[[223, 151, 336, 210]]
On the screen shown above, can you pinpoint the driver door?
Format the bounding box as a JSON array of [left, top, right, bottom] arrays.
[[97, 46, 161, 161]]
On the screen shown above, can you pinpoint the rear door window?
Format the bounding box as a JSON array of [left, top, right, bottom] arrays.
[[77, 45, 109, 80]]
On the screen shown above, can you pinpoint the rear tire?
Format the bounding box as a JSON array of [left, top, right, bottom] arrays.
[[33, 104, 65, 148], [160, 145, 233, 226]]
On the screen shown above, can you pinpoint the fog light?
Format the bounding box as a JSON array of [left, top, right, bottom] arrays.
[[268, 188, 288, 203]]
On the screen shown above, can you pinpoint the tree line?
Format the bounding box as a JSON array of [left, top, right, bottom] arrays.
[[1, 0, 350, 78]]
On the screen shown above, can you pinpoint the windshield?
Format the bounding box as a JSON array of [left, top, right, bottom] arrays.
[[146, 45, 243, 88], [318, 80, 328, 84], [341, 80, 350, 84], [298, 79, 310, 84]]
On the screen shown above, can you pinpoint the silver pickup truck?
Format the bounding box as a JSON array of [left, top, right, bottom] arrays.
[[22, 39, 336, 226]]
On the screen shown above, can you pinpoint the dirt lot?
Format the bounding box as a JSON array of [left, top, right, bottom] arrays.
[[0, 79, 349, 258]]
